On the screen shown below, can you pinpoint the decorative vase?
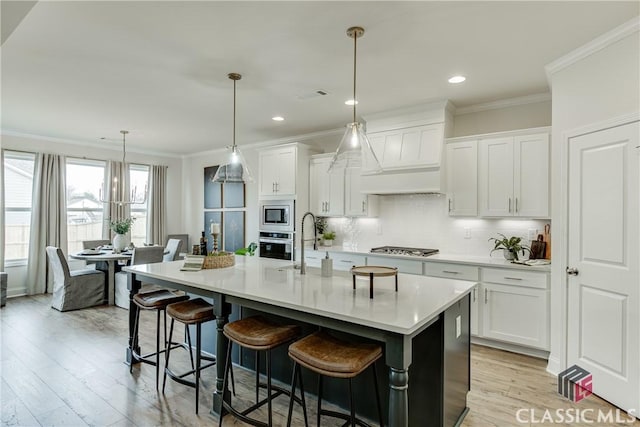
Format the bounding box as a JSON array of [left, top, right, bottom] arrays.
[[324, 239, 333, 247], [113, 233, 129, 252], [503, 249, 516, 261]]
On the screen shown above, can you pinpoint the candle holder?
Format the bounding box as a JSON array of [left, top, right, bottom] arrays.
[[210, 233, 220, 254]]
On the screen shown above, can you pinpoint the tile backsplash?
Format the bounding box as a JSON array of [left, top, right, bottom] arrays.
[[324, 194, 550, 258]]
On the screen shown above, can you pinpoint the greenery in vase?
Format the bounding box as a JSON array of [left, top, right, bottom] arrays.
[[323, 231, 336, 241], [109, 217, 135, 234], [488, 233, 530, 260]]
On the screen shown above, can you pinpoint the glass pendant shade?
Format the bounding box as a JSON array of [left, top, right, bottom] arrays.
[[328, 122, 382, 172]]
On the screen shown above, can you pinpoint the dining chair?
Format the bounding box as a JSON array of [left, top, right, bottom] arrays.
[[163, 238, 183, 262], [82, 239, 111, 271], [114, 246, 165, 309], [46, 246, 105, 312]]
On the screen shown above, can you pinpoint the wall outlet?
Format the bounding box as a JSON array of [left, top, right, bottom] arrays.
[[464, 227, 471, 239], [528, 228, 538, 241]]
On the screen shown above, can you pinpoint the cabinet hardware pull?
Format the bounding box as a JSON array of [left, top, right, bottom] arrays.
[[275, 182, 279, 192], [340, 260, 353, 263], [504, 277, 522, 281], [448, 199, 452, 212], [484, 288, 488, 304], [272, 182, 275, 192], [472, 288, 476, 302], [327, 202, 330, 212], [362, 200, 366, 212], [508, 198, 512, 213], [443, 270, 459, 274], [515, 198, 518, 213]]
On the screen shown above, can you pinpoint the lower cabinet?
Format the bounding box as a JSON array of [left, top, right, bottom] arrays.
[[301, 250, 366, 270], [366, 255, 423, 274]]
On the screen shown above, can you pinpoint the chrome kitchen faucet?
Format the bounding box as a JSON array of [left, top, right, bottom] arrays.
[[300, 211, 317, 275]]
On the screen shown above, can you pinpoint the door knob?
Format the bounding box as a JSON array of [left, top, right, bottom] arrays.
[[566, 267, 579, 276]]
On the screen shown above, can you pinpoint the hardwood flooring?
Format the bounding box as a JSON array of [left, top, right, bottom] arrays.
[[1, 295, 637, 426]]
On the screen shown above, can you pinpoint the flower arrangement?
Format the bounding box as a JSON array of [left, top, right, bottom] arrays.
[[109, 217, 135, 234]]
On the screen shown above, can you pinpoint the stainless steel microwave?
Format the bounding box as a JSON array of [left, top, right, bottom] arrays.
[[259, 199, 295, 231]]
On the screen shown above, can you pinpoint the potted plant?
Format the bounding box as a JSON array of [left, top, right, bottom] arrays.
[[322, 231, 336, 247], [488, 233, 530, 261], [109, 217, 135, 252]]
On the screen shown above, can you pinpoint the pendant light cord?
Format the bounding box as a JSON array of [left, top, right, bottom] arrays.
[[233, 78, 237, 151], [353, 30, 358, 123]]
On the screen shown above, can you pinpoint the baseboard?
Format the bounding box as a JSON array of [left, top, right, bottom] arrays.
[[471, 336, 550, 359]]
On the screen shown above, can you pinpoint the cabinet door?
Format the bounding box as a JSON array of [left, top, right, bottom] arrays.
[[259, 150, 280, 196], [514, 133, 549, 217], [275, 147, 296, 195], [446, 141, 478, 216], [344, 167, 378, 217], [366, 255, 423, 275], [327, 168, 345, 216], [481, 283, 549, 349], [478, 137, 514, 216], [309, 159, 328, 215]]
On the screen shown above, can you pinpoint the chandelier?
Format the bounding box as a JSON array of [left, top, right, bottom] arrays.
[[99, 130, 148, 205]]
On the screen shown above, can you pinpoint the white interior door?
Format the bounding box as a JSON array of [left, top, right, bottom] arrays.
[[567, 121, 639, 411]]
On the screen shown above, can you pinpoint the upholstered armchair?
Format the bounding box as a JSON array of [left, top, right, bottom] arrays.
[[163, 238, 184, 262]]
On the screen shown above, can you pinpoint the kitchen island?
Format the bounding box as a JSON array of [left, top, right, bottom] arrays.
[[124, 256, 476, 427]]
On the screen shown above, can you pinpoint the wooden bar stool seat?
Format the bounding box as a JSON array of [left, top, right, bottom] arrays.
[[287, 331, 384, 427], [163, 298, 217, 414], [219, 316, 306, 427], [130, 289, 190, 389]]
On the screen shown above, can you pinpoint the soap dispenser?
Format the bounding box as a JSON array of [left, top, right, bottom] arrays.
[[321, 251, 333, 277]]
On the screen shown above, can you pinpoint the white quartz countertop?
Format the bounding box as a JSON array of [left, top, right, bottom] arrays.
[[313, 246, 551, 272], [124, 256, 476, 336]]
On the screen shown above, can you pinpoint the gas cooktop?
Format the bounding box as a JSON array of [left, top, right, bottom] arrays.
[[370, 246, 439, 257]]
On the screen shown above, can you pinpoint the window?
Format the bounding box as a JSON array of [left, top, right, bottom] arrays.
[[66, 159, 106, 253], [129, 164, 149, 247], [4, 151, 36, 262]]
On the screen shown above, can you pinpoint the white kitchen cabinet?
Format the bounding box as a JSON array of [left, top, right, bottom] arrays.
[[344, 167, 378, 217], [302, 250, 365, 271], [478, 132, 549, 217], [479, 267, 549, 350], [309, 155, 344, 216], [365, 255, 423, 275], [445, 140, 478, 216], [259, 145, 297, 197], [423, 262, 479, 281], [366, 122, 444, 172]]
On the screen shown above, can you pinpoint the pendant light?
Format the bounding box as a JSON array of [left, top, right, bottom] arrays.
[[327, 26, 382, 173], [212, 73, 254, 183], [99, 130, 148, 205]]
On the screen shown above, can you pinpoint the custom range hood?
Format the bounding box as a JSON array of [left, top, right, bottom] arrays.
[[358, 100, 454, 195]]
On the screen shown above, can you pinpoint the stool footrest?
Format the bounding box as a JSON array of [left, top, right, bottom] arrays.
[[133, 341, 188, 367], [222, 384, 305, 427], [164, 360, 216, 388], [319, 408, 374, 427]]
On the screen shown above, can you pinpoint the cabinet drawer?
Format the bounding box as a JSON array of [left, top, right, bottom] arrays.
[[332, 253, 366, 271], [424, 262, 479, 281], [366, 255, 422, 275], [481, 268, 548, 289]]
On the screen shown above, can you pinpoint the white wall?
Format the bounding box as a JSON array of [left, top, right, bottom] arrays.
[[453, 99, 551, 137], [1, 132, 183, 296], [323, 195, 548, 258], [547, 20, 640, 374]]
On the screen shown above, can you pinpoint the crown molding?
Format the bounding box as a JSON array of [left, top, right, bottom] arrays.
[[455, 93, 551, 115], [1, 129, 178, 158], [545, 16, 640, 85]]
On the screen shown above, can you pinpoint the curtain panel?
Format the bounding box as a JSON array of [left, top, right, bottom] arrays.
[[147, 165, 167, 245], [26, 153, 67, 294]]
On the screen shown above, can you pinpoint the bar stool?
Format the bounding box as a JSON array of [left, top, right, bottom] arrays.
[[219, 315, 305, 427], [130, 289, 191, 389], [163, 298, 217, 414], [287, 330, 384, 427]]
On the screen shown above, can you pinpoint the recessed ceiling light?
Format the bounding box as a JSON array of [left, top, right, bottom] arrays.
[[345, 99, 358, 106], [448, 75, 466, 84], [272, 116, 284, 121]]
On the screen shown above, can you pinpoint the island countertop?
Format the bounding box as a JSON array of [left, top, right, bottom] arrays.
[[124, 256, 476, 336]]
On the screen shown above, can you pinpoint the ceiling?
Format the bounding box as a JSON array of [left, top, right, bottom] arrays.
[[1, 1, 638, 155]]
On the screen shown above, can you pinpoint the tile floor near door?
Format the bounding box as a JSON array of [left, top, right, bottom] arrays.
[[1, 295, 637, 427]]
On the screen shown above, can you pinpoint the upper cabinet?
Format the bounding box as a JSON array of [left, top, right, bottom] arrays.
[[309, 156, 345, 216], [445, 140, 478, 216], [309, 154, 379, 218], [259, 145, 297, 197], [478, 132, 549, 217]]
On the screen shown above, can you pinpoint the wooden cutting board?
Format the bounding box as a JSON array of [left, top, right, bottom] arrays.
[[543, 224, 551, 260], [530, 235, 546, 259]]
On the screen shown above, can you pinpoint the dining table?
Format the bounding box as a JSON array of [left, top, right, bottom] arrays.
[[70, 249, 132, 305]]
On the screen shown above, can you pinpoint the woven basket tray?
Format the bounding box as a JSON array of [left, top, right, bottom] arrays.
[[202, 252, 235, 269]]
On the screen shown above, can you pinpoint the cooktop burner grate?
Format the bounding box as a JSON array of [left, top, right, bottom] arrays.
[[370, 246, 439, 257]]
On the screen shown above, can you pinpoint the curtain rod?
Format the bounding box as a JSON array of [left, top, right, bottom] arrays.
[[1, 148, 166, 167]]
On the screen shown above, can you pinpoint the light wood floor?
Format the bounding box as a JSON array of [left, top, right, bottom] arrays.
[[1, 295, 637, 427]]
